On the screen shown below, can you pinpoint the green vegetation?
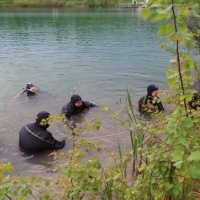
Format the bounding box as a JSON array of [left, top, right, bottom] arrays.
[[0, 0, 122, 8], [1, 0, 200, 199], [0, 0, 145, 8]]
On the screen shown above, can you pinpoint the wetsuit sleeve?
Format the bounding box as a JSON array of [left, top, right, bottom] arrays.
[[61, 105, 76, 129], [65, 110, 72, 119], [61, 103, 72, 119], [44, 131, 65, 150], [83, 101, 96, 108], [138, 97, 143, 113]]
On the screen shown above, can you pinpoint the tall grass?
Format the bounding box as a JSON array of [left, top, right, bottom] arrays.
[[123, 87, 150, 177]]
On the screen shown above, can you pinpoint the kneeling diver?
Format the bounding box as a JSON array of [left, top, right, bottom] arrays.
[[19, 111, 65, 152]]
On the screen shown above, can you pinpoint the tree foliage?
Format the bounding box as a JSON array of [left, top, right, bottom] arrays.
[[0, 0, 119, 8]]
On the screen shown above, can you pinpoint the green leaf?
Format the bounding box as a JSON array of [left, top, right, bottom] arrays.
[[188, 151, 200, 161], [164, 4, 172, 12], [13, 190, 18, 196], [177, 137, 188, 147], [141, 8, 150, 20], [167, 77, 177, 86], [171, 147, 185, 162], [179, 95, 185, 101], [167, 123, 176, 133], [150, 12, 158, 23], [173, 188, 179, 196], [120, 121, 125, 126], [179, 8, 189, 17], [188, 60, 195, 69], [114, 111, 120, 115], [178, 23, 188, 33], [157, 13, 166, 21], [168, 32, 181, 42], [45, 181, 50, 186], [96, 125, 100, 130], [158, 24, 174, 37], [185, 40, 194, 50], [173, 161, 183, 167], [184, 117, 193, 128], [164, 182, 173, 191], [179, 37, 184, 45], [101, 106, 108, 111], [188, 163, 200, 179]]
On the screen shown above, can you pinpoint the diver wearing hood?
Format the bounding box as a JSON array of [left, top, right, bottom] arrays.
[[23, 83, 37, 96], [15, 83, 37, 98], [61, 94, 96, 129], [138, 84, 164, 115], [19, 111, 65, 152]]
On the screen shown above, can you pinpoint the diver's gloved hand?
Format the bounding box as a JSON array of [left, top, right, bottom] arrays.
[[59, 140, 65, 148], [90, 103, 97, 107]]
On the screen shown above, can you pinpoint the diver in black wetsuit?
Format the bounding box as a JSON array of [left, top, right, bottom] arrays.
[[19, 111, 65, 152], [61, 94, 96, 129], [138, 84, 164, 115], [189, 79, 200, 110]]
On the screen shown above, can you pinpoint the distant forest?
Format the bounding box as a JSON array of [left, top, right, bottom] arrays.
[[0, 0, 138, 8]]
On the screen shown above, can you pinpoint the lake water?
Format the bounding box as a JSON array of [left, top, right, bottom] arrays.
[[0, 8, 171, 178]]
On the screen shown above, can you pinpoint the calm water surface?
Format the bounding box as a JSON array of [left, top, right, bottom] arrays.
[[0, 8, 171, 178]]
